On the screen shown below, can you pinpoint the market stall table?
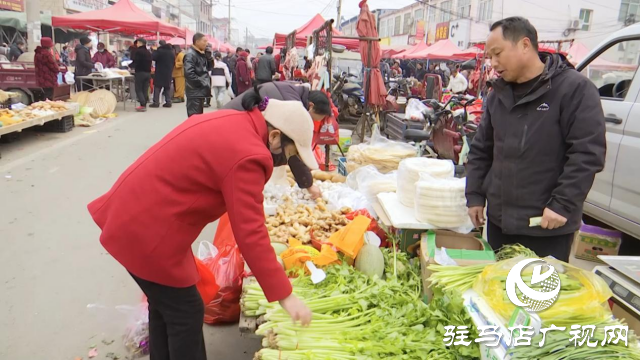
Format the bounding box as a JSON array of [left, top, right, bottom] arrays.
[[0, 103, 79, 136], [74, 75, 135, 110]]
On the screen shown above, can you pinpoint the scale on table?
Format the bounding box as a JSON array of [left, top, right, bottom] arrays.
[[593, 256, 640, 317]]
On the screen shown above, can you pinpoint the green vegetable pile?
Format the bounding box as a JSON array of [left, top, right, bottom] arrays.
[[242, 249, 480, 360]]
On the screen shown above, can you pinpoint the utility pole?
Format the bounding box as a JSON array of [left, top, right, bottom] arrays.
[[336, 0, 342, 31], [25, 0, 41, 53], [228, 0, 231, 44], [245, 27, 248, 48]]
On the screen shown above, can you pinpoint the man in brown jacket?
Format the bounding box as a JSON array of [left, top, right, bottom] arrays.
[[172, 45, 186, 103]]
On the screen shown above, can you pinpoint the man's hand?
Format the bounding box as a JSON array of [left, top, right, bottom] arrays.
[[279, 294, 312, 326], [307, 185, 322, 200], [540, 207, 567, 230], [468, 206, 485, 228]]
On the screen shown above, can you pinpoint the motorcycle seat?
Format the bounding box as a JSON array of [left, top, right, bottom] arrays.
[[404, 129, 431, 142]]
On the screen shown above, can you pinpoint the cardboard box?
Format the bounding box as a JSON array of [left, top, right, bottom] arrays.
[[574, 224, 622, 263], [420, 230, 495, 299], [611, 302, 640, 335]]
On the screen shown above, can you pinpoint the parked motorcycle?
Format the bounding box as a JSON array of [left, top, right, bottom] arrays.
[[332, 72, 365, 124]]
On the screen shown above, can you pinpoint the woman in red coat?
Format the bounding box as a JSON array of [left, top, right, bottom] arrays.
[[236, 50, 252, 95], [34, 37, 58, 100], [88, 94, 315, 360]]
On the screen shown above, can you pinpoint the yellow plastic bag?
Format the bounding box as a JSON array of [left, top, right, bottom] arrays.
[[473, 256, 613, 326]]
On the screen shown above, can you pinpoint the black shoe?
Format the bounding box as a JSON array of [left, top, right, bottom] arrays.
[[149, 103, 160, 108], [163, 103, 172, 108], [203, 103, 211, 108]]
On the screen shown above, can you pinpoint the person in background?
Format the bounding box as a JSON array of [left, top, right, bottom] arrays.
[[61, 45, 70, 66], [255, 46, 276, 85], [203, 45, 214, 108], [303, 56, 312, 71], [391, 61, 401, 77], [236, 50, 252, 94], [129, 38, 153, 112], [252, 52, 262, 72], [34, 37, 59, 100], [229, 47, 241, 95], [211, 51, 231, 109], [150, 40, 175, 108], [92, 42, 116, 68], [466, 16, 606, 261], [440, 62, 451, 79], [9, 40, 24, 61], [112, 50, 118, 65], [184, 32, 211, 117], [74, 37, 94, 92], [87, 97, 315, 360], [172, 45, 186, 103], [415, 62, 427, 82], [224, 82, 332, 199], [447, 65, 468, 94], [380, 60, 391, 83]]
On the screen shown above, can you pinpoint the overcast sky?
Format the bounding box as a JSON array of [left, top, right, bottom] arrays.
[[214, 0, 416, 41]]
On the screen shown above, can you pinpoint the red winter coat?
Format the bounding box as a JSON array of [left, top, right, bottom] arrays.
[[34, 46, 58, 88], [87, 109, 292, 302], [236, 56, 251, 95], [92, 50, 116, 69]]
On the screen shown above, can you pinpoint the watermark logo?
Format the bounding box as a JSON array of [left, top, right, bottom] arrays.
[[506, 258, 561, 312]]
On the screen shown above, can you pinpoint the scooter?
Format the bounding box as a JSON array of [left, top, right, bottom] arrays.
[[332, 72, 365, 124]]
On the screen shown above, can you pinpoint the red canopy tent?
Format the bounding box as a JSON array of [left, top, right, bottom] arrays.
[[408, 39, 461, 60], [392, 42, 429, 59], [273, 14, 359, 50], [451, 46, 484, 60], [356, 0, 385, 106], [381, 45, 412, 58], [52, 0, 185, 38]]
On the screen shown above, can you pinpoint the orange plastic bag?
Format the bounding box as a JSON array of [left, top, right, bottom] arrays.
[[202, 214, 245, 324]]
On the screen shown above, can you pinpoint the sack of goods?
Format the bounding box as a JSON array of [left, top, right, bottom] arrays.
[[396, 158, 454, 207], [414, 173, 471, 229]]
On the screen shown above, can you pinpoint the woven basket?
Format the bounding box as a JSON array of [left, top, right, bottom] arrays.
[[85, 90, 117, 117]]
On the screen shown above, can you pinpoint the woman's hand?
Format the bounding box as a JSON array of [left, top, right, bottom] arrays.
[[307, 185, 322, 200], [279, 294, 312, 326]]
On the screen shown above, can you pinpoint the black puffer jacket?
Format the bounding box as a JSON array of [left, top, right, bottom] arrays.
[[184, 46, 211, 98], [466, 53, 606, 236], [152, 44, 175, 87]]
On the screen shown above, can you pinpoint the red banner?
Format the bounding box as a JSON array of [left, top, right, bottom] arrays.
[[415, 20, 425, 42], [0, 0, 24, 12], [435, 22, 450, 41]]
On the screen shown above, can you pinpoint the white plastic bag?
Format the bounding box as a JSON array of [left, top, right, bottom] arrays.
[[346, 165, 397, 215], [198, 241, 219, 261], [414, 172, 474, 234], [404, 98, 428, 121], [65, 71, 75, 85]]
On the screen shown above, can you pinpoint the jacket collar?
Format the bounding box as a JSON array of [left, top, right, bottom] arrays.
[[247, 108, 269, 146], [190, 45, 205, 54], [491, 52, 573, 109]]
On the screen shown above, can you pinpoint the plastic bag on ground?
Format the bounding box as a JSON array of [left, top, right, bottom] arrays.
[[200, 213, 245, 324], [404, 98, 429, 121], [473, 256, 614, 326]]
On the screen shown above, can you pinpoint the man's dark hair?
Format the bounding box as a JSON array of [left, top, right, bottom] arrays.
[[80, 37, 91, 45], [308, 90, 331, 116], [490, 16, 538, 52], [159, 40, 166, 46], [214, 51, 222, 59], [236, 47, 243, 53], [136, 38, 147, 46], [193, 32, 205, 44], [62, 45, 68, 51], [16, 40, 24, 46], [266, 46, 274, 54], [245, 48, 251, 54]]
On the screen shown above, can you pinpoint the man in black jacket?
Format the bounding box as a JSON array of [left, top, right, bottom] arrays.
[[183, 33, 211, 117], [151, 40, 175, 108], [465, 17, 606, 261], [9, 40, 24, 62], [74, 37, 94, 92], [129, 38, 153, 112], [255, 46, 276, 85]]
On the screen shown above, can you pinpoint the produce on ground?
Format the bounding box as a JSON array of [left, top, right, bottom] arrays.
[[354, 243, 384, 278], [243, 249, 480, 360], [494, 243, 538, 261], [312, 170, 346, 183]]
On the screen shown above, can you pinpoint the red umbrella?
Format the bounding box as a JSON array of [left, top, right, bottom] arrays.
[[356, 0, 386, 106]]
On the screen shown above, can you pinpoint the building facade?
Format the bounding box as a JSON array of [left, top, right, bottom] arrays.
[[371, 0, 635, 53]]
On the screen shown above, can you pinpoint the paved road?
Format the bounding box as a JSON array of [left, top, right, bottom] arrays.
[[0, 103, 261, 360]]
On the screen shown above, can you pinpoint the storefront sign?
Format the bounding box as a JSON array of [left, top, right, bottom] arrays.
[[435, 22, 450, 41], [64, 0, 105, 12], [0, 0, 24, 12], [449, 19, 471, 50], [415, 20, 425, 42]]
